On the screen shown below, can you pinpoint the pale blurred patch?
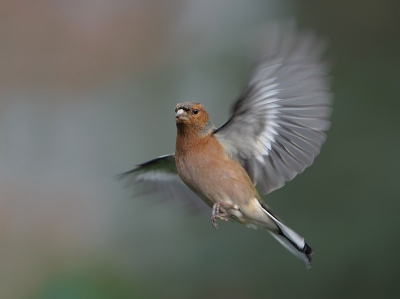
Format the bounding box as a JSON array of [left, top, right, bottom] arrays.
[[0, 178, 109, 298], [0, 0, 177, 90]]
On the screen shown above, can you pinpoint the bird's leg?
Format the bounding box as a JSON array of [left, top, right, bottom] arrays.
[[211, 202, 238, 229]]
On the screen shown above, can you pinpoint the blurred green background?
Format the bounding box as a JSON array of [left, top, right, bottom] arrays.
[[0, 1, 399, 298]]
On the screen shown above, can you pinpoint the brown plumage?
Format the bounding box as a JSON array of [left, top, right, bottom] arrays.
[[174, 102, 270, 228], [120, 25, 332, 268]]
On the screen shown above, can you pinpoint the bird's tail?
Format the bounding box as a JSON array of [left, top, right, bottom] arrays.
[[259, 202, 313, 268]]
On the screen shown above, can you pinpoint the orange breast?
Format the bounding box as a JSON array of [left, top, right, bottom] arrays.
[[175, 134, 257, 208]]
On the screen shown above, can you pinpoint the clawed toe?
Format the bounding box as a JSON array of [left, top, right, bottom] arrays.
[[210, 202, 236, 229], [210, 214, 229, 229]]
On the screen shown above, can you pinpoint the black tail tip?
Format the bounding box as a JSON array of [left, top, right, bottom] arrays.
[[304, 243, 313, 268], [304, 243, 313, 255]]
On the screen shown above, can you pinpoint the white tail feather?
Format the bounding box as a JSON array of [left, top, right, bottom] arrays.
[[260, 202, 313, 268], [268, 231, 312, 269]]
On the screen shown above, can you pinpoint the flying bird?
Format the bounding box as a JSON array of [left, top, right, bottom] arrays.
[[120, 25, 332, 268]]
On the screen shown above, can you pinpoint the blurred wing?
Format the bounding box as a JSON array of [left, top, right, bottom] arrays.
[[214, 24, 332, 194], [119, 154, 209, 212]]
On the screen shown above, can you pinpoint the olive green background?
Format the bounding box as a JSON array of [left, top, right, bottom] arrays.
[[0, 1, 399, 298]]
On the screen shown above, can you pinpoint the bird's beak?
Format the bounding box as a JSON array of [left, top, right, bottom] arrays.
[[175, 109, 189, 121]]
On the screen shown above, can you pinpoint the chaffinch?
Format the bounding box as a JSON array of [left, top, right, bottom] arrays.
[[121, 25, 332, 268]]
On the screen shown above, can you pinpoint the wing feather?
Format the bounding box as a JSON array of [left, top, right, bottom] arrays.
[[214, 24, 332, 194], [119, 154, 209, 212]]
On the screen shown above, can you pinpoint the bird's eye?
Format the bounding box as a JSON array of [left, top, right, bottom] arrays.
[[192, 109, 199, 114], [175, 108, 178, 112]]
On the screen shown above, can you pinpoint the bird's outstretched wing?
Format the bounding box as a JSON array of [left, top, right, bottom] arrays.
[[214, 24, 332, 194], [118, 154, 209, 212]]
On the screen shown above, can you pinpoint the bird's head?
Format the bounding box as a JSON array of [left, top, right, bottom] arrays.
[[175, 102, 215, 136]]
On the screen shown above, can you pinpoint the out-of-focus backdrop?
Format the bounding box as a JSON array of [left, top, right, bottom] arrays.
[[1, 1, 399, 298]]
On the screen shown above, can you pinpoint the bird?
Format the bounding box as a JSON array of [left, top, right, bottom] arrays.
[[120, 24, 332, 269]]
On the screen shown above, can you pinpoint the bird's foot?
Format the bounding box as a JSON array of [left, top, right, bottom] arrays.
[[211, 202, 237, 229]]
